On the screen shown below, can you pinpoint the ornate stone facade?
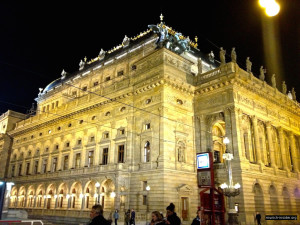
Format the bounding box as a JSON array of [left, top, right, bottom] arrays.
[[1, 24, 300, 225]]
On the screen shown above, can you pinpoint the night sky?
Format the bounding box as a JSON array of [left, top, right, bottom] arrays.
[[0, 1, 299, 114]]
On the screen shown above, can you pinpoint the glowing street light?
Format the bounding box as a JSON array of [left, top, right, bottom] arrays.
[[258, 0, 280, 17]]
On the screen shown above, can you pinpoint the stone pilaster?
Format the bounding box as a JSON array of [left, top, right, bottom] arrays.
[[278, 127, 289, 171], [266, 122, 276, 168], [288, 132, 299, 173], [251, 116, 262, 164]]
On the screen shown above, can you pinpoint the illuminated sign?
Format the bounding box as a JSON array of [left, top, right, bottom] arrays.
[[197, 153, 210, 169]]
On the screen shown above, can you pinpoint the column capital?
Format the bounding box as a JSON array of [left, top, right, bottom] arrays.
[[266, 121, 272, 128]]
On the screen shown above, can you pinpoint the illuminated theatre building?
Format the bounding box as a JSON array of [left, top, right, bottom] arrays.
[[1, 18, 300, 225]]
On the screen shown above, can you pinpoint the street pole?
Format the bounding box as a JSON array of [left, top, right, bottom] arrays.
[[221, 137, 240, 225]]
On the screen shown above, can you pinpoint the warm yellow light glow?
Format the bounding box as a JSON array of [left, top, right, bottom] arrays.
[[265, 1, 280, 17], [259, 0, 280, 17], [259, 0, 273, 8]]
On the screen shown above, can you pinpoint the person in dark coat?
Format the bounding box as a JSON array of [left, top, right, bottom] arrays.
[[124, 209, 130, 225], [191, 209, 202, 225], [165, 203, 181, 225], [255, 212, 261, 225], [130, 208, 136, 225], [88, 204, 111, 225], [113, 209, 119, 225]]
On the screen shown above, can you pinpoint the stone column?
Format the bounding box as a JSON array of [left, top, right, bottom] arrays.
[[224, 108, 234, 154], [37, 155, 42, 173], [288, 132, 299, 173], [29, 157, 34, 174], [81, 130, 88, 167], [251, 116, 262, 164], [94, 126, 101, 165], [266, 122, 276, 168], [199, 115, 208, 153], [278, 127, 289, 171], [229, 106, 243, 158], [57, 151, 62, 171]]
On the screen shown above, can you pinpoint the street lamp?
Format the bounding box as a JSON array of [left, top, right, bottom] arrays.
[[95, 182, 100, 204], [259, 0, 280, 17], [220, 137, 240, 225]]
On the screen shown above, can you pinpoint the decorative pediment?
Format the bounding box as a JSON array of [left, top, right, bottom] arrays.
[[177, 184, 193, 195]]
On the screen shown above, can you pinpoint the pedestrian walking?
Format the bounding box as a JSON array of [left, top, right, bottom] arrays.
[[165, 203, 181, 225], [88, 204, 111, 225], [125, 209, 131, 225], [113, 209, 119, 225], [130, 209, 136, 225], [255, 212, 261, 225]]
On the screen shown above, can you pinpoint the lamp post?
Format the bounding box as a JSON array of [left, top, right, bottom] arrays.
[[95, 182, 100, 204], [221, 137, 240, 225], [146, 185, 150, 221]]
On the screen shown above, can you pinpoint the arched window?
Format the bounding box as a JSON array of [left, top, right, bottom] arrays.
[[212, 122, 225, 163], [269, 185, 279, 214], [144, 141, 150, 162], [254, 183, 264, 213], [283, 187, 291, 212]]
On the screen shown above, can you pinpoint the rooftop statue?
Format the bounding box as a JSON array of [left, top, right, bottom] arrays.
[[79, 59, 85, 71], [122, 35, 130, 47], [219, 47, 226, 64], [259, 66, 266, 81], [246, 57, 252, 73], [292, 87, 296, 100], [99, 48, 106, 60], [148, 24, 169, 48], [61, 69, 67, 79], [208, 51, 215, 62], [282, 81, 287, 94], [38, 88, 43, 95], [231, 47, 237, 63], [148, 24, 190, 54], [271, 74, 276, 88]]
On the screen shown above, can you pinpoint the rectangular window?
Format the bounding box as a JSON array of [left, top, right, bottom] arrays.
[[56, 101, 59, 107], [131, 65, 137, 70], [105, 76, 111, 81], [47, 105, 49, 111], [145, 123, 151, 130], [120, 129, 125, 135], [66, 142, 70, 148], [143, 181, 147, 191], [104, 133, 109, 139], [52, 102, 55, 109], [82, 86, 87, 91], [90, 136, 95, 142], [103, 148, 109, 165], [75, 153, 81, 169], [118, 145, 125, 163], [18, 164, 23, 176], [117, 70, 124, 76], [93, 81, 99, 86], [143, 195, 147, 205], [26, 162, 30, 175], [42, 159, 47, 173], [72, 91, 77, 96], [34, 161, 38, 174], [88, 151, 94, 167], [63, 155, 69, 170], [42, 106, 46, 112], [77, 139, 82, 145], [52, 157, 57, 172], [11, 165, 15, 177], [55, 145, 59, 150]]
